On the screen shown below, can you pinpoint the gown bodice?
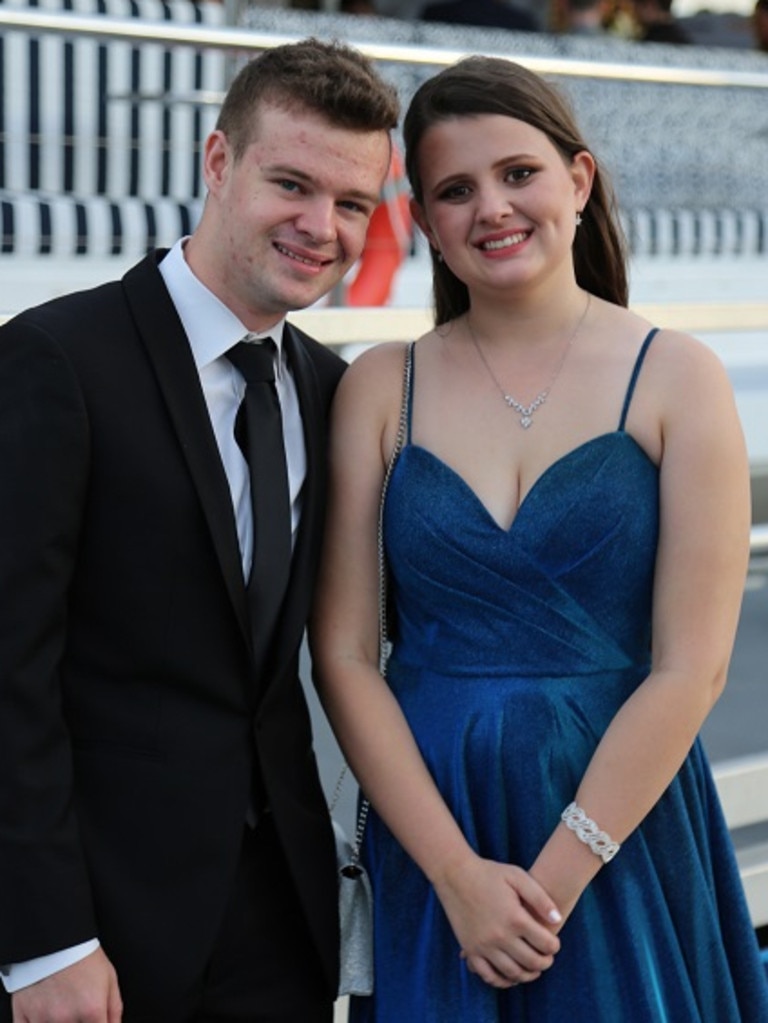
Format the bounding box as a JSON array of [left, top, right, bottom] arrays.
[[385, 432, 658, 681]]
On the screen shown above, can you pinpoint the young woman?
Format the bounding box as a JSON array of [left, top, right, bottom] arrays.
[[311, 56, 768, 1021]]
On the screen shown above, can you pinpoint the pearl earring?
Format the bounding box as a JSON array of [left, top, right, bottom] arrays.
[[575, 212, 583, 226]]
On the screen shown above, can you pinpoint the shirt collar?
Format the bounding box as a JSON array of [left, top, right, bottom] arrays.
[[159, 239, 286, 373]]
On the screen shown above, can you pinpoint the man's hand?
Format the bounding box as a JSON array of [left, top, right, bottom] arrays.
[[12, 948, 122, 1023]]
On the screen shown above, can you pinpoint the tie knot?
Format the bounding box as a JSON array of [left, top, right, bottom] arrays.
[[226, 337, 276, 385]]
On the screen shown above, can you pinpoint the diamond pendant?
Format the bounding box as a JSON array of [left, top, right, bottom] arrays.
[[520, 415, 533, 429]]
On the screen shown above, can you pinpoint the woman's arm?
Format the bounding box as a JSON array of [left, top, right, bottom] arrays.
[[310, 341, 562, 988], [529, 329, 751, 921]]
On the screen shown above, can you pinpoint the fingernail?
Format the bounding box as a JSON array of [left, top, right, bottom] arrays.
[[548, 908, 562, 924]]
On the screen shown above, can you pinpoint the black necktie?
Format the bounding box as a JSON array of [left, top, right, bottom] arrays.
[[226, 337, 292, 662]]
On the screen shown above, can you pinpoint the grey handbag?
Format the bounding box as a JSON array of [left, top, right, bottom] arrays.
[[332, 780, 374, 997], [331, 342, 413, 999]]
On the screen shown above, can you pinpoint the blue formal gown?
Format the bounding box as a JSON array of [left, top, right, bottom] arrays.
[[351, 331, 768, 1022]]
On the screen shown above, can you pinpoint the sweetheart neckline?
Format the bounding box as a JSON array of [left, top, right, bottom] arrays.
[[401, 431, 656, 534]]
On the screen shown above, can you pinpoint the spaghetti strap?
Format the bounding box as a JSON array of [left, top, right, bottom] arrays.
[[618, 328, 660, 432], [405, 341, 416, 445]]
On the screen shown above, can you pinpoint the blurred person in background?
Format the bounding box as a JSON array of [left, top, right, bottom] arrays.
[[340, 0, 379, 14], [420, 0, 540, 32], [754, 0, 768, 51], [630, 0, 692, 43], [562, 0, 610, 34]]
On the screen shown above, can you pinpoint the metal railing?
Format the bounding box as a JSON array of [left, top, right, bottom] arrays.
[[289, 302, 768, 344], [1, 7, 768, 91], [713, 753, 768, 928]]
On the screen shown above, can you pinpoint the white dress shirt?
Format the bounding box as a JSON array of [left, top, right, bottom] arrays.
[[162, 238, 307, 572], [1, 239, 307, 993]]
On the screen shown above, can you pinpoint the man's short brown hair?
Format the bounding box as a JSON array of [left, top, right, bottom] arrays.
[[216, 37, 400, 160]]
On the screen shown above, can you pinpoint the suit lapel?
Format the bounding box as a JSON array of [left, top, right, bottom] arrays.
[[122, 253, 250, 645]]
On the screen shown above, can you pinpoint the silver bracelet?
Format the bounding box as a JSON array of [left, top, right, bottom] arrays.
[[560, 802, 621, 864]]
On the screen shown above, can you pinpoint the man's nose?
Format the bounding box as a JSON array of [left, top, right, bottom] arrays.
[[296, 198, 337, 243]]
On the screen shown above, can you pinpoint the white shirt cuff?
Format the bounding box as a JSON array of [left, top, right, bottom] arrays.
[[1, 939, 100, 993]]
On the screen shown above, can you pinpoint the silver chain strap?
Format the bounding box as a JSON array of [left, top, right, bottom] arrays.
[[333, 342, 414, 870]]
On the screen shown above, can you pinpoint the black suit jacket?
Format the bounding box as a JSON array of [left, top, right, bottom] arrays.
[[0, 251, 345, 1006]]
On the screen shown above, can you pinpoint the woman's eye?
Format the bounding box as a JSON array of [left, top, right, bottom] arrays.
[[506, 167, 533, 183]]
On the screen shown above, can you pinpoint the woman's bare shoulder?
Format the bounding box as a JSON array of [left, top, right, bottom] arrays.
[[638, 324, 732, 397], [341, 341, 415, 384], [331, 341, 414, 427]]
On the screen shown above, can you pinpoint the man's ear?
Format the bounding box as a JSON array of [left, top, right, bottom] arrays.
[[202, 130, 232, 193]]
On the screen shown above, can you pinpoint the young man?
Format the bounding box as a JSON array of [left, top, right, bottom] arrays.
[[0, 38, 398, 1023]]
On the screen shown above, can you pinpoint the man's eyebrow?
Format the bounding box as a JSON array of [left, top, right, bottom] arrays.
[[264, 163, 313, 182]]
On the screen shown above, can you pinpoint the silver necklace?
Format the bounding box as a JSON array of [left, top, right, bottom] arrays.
[[466, 294, 591, 429]]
